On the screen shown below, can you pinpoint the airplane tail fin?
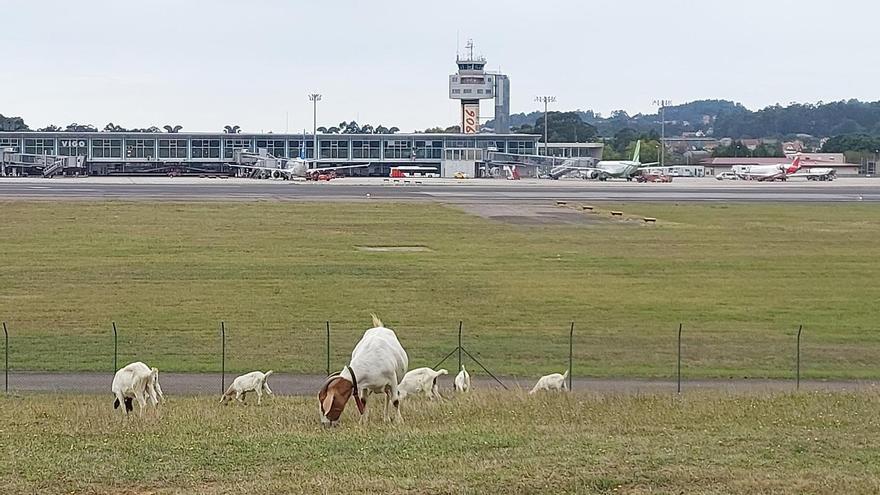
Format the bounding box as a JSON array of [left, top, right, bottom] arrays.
[[632, 140, 641, 163], [786, 155, 802, 174]]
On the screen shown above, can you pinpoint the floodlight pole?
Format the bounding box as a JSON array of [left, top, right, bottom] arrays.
[[535, 96, 556, 156], [308, 93, 322, 165], [653, 99, 671, 167]]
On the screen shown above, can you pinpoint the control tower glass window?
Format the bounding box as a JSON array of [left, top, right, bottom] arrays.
[[192, 139, 220, 159], [320, 140, 349, 159], [383, 140, 412, 159], [352, 140, 380, 159], [24, 138, 56, 155], [159, 139, 188, 159], [125, 139, 156, 159], [91, 139, 121, 158], [224, 139, 253, 159], [256, 139, 285, 158]]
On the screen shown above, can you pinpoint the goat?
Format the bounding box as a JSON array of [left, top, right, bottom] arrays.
[[398, 367, 448, 401], [111, 361, 163, 414], [220, 370, 274, 405], [454, 364, 471, 393], [318, 314, 408, 426], [529, 370, 569, 394]]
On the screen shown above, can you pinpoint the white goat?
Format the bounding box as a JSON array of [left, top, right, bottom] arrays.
[[529, 370, 569, 394], [220, 370, 274, 405], [111, 361, 164, 414], [318, 314, 408, 426], [454, 364, 471, 393], [398, 367, 448, 400]]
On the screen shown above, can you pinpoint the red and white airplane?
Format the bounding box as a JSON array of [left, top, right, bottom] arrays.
[[733, 155, 802, 181]]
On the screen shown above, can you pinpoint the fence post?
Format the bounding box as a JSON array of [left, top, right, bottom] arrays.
[[220, 321, 226, 394], [569, 321, 574, 391], [457, 321, 463, 372], [796, 324, 803, 391], [111, 321, 118, 373], [3, 322, 7, 393], [677, 323, 682, 394], [325, 321, 330, 376]]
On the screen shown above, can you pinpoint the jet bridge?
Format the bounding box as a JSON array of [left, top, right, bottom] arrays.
[[0, 148, 85, 177]]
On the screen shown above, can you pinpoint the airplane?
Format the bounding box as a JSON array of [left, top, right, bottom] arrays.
[[732, 155, 802, 181], [545, 141, 659, 181], [230, 144, 368, 180], [787, 165, 837, 181]]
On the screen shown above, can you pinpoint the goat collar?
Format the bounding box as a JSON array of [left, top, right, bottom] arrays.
[[346, 365, 366, 415]]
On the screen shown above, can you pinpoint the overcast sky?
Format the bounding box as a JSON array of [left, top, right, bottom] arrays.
[[2, 0, 877, 133]]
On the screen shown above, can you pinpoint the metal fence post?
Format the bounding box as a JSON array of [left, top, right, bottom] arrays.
[[220, 321, 226, 394], [112, 321, 118, 373], [3, 322, 7, 393], [796, 324, 803, 391], [325, 321, 330, 376], [677, 323, 682, 394], [569, 321, 574, 391], [457, 321, 463, 372]]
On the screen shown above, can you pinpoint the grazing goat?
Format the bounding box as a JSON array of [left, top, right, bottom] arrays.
[[318, 314, 408, 426], [220, 370, 274, 405], [398, 367, 448, 400], [111, 361, 164, 414], [529, 370, 569, 394], [454, 364, 471, 393]]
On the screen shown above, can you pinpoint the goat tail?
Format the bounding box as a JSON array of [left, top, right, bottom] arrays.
[[264, 370, 274, 379], [370, 313, 383, 328], [437, 368, 448, 376]]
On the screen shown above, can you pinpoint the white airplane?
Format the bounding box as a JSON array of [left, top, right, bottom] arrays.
[[548, 141, 659, 180], [732, 156, 802, 181], [787, 166, 837, 181], [231, 146, 367, 180]]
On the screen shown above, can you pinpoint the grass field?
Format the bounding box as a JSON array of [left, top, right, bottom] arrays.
[[0, 201, 878, 378], [1, 391, 879, 494]]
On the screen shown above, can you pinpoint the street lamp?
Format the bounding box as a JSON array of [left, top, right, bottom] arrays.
[[308, 93, 322, 164], [653, 99, 672, 167], [535, 96, 556, 156]]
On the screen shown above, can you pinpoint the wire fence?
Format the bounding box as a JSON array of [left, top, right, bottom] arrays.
[[0, 318, 850, 395]]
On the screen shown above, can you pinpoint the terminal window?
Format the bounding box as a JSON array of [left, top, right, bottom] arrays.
[[224, 139, 252, 159], [256, 139, 286, 158], [384, 140, 412, 159], [59, 139, 88, 156], [352, 140, 380, 159], [192, 139, 220, 159], [414, 140, 442, 159], [287, 140, 314, 159], [159, 139, 188, 159], [125, 139, 156, 159], [24, 138, 56, 155], [0, 138, 20, 152], [91, 139, 122, 158], [320, 140, 349, 159]]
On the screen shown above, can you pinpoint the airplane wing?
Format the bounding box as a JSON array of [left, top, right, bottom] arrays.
[[308, 164, 369, 173], [635, 162, 661, 169]]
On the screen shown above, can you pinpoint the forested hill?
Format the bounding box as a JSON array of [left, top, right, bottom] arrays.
[[488, 100, 880, 139]]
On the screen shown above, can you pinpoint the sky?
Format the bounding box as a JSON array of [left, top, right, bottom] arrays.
[[2, 0, 878, 133]]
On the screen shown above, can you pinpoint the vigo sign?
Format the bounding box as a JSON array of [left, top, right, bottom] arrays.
[[60, 140, 87, 148]]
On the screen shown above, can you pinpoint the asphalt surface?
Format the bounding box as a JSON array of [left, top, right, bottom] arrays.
[[6, 372, 879, 396], [0, 176, 878, 202]]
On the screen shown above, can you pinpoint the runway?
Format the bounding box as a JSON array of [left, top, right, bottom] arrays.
[[0, 176, 878, 203]]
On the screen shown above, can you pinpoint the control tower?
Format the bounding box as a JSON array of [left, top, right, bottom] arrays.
[[449, 40, 510, 133]]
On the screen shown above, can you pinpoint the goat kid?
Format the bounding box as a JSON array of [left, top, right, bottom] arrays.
[[111, 361, 164, 414], [454, 364, 471, 392], [529, 370, 569, 394], [220, 370, 274, 405], [398, 367, 448, 401]]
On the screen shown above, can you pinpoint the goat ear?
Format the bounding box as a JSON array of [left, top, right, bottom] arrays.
[[113, 398, 120, 409]]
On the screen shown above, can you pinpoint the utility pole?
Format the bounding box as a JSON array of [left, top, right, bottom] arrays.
[[653, 99, 671, 167], [535, 96, 556, 156], [308, 93, 322, 165]]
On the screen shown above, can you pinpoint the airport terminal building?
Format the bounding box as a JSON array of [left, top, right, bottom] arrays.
[[0, 131, 541, 177]]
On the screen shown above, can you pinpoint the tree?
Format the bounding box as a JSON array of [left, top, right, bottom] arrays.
[[517, 111, 597, 142], [316, 126, 328, 133], [374, 125, 389, 134], [103, 123, 127, 132], [388, 126, 399, 134], [223, 125, 241, 134], [65, 123, 97, 132], [360, 124, 374, 134], [163, 125, 183, 133], [0, 114, 29, 131], [38, 125, 62, 132]]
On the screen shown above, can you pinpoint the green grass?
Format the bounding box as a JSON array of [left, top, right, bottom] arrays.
[[1, 391, 879, 494], [0, 201, 878, 378]]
